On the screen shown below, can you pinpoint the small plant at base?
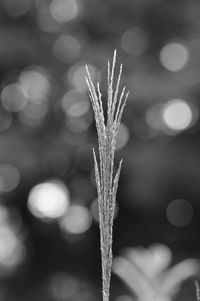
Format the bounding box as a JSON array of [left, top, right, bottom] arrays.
[[85, 50, 129, 301], [113, 243, 200, 301]]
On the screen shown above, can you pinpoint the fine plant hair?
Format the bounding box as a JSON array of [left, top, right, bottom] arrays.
[[85, 50, 129, 301]]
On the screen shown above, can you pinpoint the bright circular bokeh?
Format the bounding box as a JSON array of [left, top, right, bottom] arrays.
[[162, 99, 193, 131], [160, 41, 189, 71], [19, 67, 51, 103], [28, 180, 70, 220]]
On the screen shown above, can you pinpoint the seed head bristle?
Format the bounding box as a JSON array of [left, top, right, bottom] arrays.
[[85, 50, 129, 301]]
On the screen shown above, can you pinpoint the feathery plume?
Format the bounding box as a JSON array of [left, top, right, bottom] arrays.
[[85, 50, 129, 301]]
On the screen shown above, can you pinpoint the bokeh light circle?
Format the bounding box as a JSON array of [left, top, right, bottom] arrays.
[[49, 273, 79, 300], [28, 180, 70, 220], [166, 199, 193, 227], [19, 68, 50, 103], [116, 123, 130, 150], [36, 8, 61, 33], [121, 27, 148, 56], [61, 89, 89, 117], [1, 83, 27, 112], [0, 205, 25, 271], [50, 0, 78, 23], [53, 35, 81, 63], [0, 226, 24, 267], [60, 205, 92, 234], [19, 102, 49, 127], [67, 64, 100, 91], [160, 42, 189, 71], [162, 99, 193, 131], [2, 0, 32, 17], [146, 104, 163, 131], [0, 164, 21, 193]]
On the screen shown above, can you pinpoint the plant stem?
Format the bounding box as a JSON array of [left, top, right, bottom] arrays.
[[86, 50, 129, 301]]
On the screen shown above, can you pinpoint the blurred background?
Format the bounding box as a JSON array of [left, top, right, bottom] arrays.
[[0, 0, 199, 300]]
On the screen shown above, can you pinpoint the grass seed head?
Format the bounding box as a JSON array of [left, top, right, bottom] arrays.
[[86, 50, 129, 301]]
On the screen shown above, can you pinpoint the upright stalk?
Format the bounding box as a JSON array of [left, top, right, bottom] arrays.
[[86, 50, 129, 301]]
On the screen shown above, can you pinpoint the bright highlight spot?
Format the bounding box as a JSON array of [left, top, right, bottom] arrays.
[[28, 180, 70, 220], [166, 199, 193, 227], [1, 83, 27, 112], [121, 27, 148, 56], [0, 164, 21, 193], [162, 99, 193, 131], [19, 68, 50, 103], [53, 35, 81, 63], [60, 205, 92, 234], [160, 42, 189, 71], [50, 0, 78, 23]]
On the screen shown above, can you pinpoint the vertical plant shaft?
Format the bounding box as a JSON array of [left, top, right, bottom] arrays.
[[86, 50, 129, 301]]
